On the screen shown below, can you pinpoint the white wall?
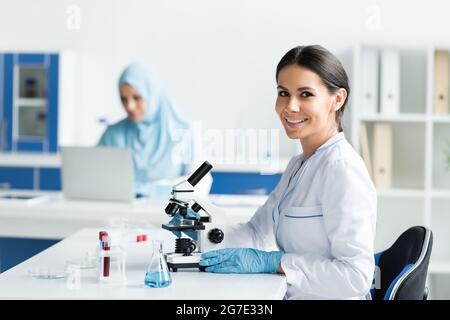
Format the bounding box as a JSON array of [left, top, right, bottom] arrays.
[[1, 0, 450, 157]]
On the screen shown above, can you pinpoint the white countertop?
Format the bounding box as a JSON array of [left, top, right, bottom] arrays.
[[0, 190, 267, 239], [0, 152, 61, 168], [0, 228, 287, 299]]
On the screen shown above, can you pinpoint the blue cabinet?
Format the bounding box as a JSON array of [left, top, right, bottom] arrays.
[[0, 167, 34, 189], [39, 168, 61, 191], [0, 237, 60, 272], [0, 53, 59, 152], [210, 172, 282, 195], [0, 167, 62, 190]]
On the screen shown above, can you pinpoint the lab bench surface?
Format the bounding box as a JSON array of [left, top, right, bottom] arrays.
[[0, 228, 287, 300]]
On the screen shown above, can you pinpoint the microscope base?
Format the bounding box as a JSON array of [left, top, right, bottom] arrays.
[[165, 252, 205, 272], [167, 262, 206, 272]]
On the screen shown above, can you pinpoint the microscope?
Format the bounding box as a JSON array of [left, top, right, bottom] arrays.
[[162, 161, 226, 272]]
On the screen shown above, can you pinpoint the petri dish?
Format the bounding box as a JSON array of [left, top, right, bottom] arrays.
[[28, 268, 67, 279]]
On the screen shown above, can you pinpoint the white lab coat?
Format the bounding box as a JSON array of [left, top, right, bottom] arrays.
[[226, 132, 377, 300]]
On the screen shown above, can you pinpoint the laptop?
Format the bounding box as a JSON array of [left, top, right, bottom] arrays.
[[61, 146, 134, 202]]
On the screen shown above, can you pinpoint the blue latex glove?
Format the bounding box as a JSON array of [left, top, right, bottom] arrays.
[[168, 208, 199, 240], [199, 248, 283, 274]]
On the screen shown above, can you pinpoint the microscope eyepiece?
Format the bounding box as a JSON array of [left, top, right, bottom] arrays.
[[187, 161, 213, 187]]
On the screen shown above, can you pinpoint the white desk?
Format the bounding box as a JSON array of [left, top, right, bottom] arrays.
[[0, 191, 267, 239], [0, 228, 287, 299]]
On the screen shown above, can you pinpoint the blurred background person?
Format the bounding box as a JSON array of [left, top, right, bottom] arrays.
[[98, 63, 212, 198]]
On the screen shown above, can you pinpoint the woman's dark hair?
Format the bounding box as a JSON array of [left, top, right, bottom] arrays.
[[276, 45, 350, 132]]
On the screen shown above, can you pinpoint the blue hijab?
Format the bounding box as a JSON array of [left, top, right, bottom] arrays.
[[98, 63, 192, 195]]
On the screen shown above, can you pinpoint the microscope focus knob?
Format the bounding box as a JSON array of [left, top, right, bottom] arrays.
[[208, 228, 224, 244]]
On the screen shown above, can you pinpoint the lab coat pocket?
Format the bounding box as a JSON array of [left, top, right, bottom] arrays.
[[284, 205, 323, 218], [279, 205, 328, 254]]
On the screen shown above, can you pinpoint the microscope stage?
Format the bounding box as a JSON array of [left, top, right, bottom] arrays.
[[166, 252, 201, 264]]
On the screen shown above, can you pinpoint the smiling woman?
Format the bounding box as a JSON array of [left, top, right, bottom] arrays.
[[199, 45, 377, 300]]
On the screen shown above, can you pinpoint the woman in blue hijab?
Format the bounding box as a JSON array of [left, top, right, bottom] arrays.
[[98, 63, 211, 197]]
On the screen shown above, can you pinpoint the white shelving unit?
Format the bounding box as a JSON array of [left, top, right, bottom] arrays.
[[360, 114, 426, 123], [432, 115, 450, 123], [376, 188, 425, 198], [347, 44, 450, 299]]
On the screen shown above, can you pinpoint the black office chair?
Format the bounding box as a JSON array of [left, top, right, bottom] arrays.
[[371, 226, 433, 300]]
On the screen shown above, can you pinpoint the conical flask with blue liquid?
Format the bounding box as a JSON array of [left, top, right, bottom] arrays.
[[144, 240, 172, 288]]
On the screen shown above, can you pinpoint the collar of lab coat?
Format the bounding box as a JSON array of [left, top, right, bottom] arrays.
[[314, 132, 345, 155], [277, 131, 346, 220], [294, 132, 346, 176]]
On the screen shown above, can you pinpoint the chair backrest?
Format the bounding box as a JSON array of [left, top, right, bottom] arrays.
[[372, 226, 433, 300]]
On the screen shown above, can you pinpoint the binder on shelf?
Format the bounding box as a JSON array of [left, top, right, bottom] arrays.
[[433, 49, 449, 115], [361, 48, 379, 116], [360, 122, 373, 180], [379, 49, 400, 115], [372, 122, 392, 189]]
